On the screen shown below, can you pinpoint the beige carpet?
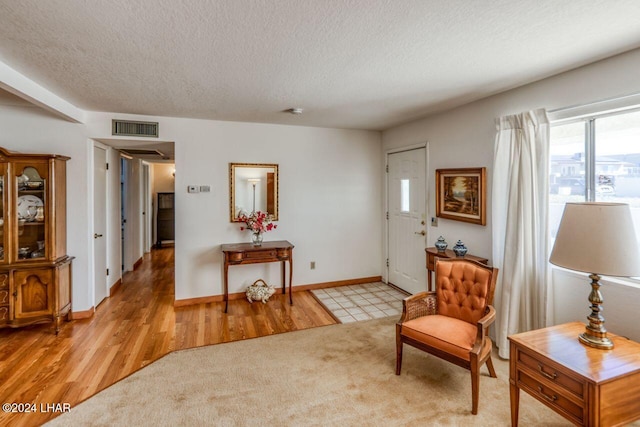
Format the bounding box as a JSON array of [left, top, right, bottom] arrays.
[[47, 317, 577, 426]]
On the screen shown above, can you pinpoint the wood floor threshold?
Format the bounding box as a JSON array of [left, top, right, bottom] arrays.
[[295, 275, 382, 292], [173, 275, 383, 307], [308, 290, 342, 324]]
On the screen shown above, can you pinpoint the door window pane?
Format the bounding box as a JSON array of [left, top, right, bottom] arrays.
[[400, 179, 410, 213]]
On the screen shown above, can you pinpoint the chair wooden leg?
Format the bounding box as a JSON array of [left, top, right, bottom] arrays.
[[395, 324, 403, 375], [471, 362, 479, 415], [486, 355, 497, 378]]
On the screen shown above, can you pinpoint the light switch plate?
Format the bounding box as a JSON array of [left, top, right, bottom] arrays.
[[187, 185, 199, 193], [200, 185, 211, 192], [431, 217, 438, 226]]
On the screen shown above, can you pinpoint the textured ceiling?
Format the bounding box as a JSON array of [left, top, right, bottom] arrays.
[[1, 0, 640, 131]]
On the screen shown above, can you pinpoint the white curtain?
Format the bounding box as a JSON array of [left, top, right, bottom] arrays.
[[492, 109, 550, 359]]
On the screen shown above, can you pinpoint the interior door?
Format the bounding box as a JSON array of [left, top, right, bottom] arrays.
[[388, 148, 427, 294], [93, 145, 108, 306], [120, 157, 128, 272], [142, 163, 151, 252]]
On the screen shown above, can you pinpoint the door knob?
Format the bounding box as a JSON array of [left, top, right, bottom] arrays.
[[94, 233, 103, 239], [414, 230, 426, 236]]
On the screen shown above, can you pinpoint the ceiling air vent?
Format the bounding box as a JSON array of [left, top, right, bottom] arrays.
[[112, 120, 159, 137]]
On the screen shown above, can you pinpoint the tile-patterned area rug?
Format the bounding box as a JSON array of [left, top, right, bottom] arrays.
[[311, 282, 408, 323]]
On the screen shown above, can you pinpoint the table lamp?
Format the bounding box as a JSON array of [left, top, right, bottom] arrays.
[[549, 202, 640, 350]]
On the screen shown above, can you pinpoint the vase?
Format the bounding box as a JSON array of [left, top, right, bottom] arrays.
[[434, 236, 448, 252], [251, 232, 263, 246], [452, 240, 468, 257]]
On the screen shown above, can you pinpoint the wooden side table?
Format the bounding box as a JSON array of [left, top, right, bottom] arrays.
[[221, 240, 294, 313], [425, 247, 489, 291], [509, 322, 640, 426]]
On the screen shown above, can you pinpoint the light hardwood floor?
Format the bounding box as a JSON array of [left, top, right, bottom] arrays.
[[0, 247, 336, 426]]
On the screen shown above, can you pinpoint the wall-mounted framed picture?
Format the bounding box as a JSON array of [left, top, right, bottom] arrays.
[[435, 167, 486, 225]]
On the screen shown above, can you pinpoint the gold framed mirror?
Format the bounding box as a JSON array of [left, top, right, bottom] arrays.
[[229, 163, 279, 222]]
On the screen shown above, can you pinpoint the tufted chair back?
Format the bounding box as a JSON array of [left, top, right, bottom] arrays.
[[435, 258, 496, 325]]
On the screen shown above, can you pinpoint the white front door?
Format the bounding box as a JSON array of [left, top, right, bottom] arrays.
[[93, 145, 108, 306], [388, 148, 427, 294]]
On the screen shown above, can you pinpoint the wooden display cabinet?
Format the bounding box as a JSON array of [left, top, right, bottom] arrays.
[[0, 147, 73, 334]]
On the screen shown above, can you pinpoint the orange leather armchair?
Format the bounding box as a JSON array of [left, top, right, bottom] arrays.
[[395, 258, 498, 415]]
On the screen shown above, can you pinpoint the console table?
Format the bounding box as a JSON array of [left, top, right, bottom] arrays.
[[221, 240, 294, 313], [425, 247, 489, 291], [509, 322, 640, 426]]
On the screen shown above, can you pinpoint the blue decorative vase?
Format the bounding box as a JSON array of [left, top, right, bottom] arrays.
[[452, 240, 468, 257], [434, 236, 448, 252]]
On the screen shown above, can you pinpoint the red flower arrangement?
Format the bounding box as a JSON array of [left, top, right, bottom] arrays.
[[238, 211, 277, 234]]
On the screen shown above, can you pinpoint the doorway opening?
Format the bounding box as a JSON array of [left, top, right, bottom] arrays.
[[92, 139, 175, 310]]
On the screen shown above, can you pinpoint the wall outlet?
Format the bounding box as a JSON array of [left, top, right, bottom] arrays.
[[431, 217, 438, 226], [187, 185, 199, 193], [310, 261, 316, 270]]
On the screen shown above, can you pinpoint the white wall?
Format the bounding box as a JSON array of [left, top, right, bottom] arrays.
[[85, 113, 382, 301], [383, 48, 640, 340], [0, 104, 92, 311], [152, 163, 175, 194]]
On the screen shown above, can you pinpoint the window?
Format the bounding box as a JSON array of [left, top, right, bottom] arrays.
[[550, 108, 640, 278]]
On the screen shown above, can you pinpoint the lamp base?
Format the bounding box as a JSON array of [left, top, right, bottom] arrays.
[[579, 273, 614, 350], [579, 330, 614, 350]]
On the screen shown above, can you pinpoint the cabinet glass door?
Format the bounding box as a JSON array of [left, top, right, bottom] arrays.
[[17, 166, 46, 261]]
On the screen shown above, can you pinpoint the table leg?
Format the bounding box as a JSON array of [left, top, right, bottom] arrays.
[[288, 254, 293, 305], [224, 259, 229, 313], [281, 261, 286, 294], [510, 380, 519, 427]]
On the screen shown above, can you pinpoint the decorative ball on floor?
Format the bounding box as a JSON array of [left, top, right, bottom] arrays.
[[246, 279, 276, 304]]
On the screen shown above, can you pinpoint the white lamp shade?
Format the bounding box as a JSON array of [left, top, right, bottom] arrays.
[[550, 203, 640, 277]]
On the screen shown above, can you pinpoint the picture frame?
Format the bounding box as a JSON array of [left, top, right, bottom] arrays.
[[435, 167, 486, 225]]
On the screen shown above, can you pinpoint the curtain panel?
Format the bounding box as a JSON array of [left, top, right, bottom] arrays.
[[492, 109, 550, 359]]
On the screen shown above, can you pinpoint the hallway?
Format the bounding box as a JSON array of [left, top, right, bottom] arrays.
[[0, 247, 336, 426]]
